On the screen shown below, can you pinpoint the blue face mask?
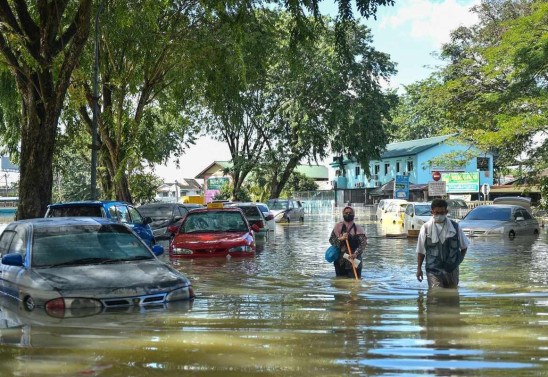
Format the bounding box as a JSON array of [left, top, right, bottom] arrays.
[[434, 214, 446, 223]]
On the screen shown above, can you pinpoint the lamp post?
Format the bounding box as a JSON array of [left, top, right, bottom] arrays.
[[91, 3, 104, 200]]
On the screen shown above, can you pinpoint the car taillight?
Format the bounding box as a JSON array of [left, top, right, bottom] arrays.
[[45, 298, 65, 318], [45, 298, 103, 318]]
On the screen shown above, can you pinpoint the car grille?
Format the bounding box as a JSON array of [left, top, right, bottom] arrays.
[[464, 230, 486, 236], [194, 248, 227, 254], [101, 293, 167, 308]]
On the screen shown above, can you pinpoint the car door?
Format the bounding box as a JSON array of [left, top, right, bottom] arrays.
[[0, 225, 28, 301], [514, 208, 535, 235], [403, 204, 414, 231], [127, 205, 155, 247]]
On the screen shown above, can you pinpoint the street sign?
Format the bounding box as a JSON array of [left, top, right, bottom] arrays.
[[432, 171, 441, 181], [428, 181, 447, 196], [481, 183, 490, 196]]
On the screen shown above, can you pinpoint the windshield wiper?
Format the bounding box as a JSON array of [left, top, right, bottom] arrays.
[[47, 257, 119, 267], [119, 255, 153, 261]]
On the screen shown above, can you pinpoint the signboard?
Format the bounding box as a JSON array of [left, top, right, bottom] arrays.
[[442, 172, 479, 193], [428, 181, 447, 197], [394, 174, 409, 199], [206, 177, 230, 190], [432, 171, 441, 181]]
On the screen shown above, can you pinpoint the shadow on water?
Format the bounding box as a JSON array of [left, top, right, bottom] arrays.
[[0, 212, 546, 376]]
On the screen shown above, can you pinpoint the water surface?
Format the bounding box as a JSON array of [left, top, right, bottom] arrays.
[[0, 211, 546, 376]]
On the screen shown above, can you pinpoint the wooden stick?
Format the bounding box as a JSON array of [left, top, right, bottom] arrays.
[[345, 238, 359, 281]]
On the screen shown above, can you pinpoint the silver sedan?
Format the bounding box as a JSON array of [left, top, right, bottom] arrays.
[[458, 204, 540, 238]]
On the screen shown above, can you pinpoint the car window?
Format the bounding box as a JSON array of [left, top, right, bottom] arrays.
[[464, 206, 511, 221], [10, 228, 28, 256], [515, 209, 531, 220], [256, 204, 269, 213], [128, 206, 143, 224], [415, 205, 431, 216], [268, 200, 288, 210], [405, 205, 413, 215], [31, 223, 153, 267], [47, 206, 102, 217], [238, 206, 261, 218], [138, 205, 172, 220], [0, 230, 16, 257]]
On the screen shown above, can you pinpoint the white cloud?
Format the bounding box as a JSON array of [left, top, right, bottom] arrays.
[[380, 0, 480, 46]]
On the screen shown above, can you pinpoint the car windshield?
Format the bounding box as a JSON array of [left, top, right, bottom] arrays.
[[237, 206, 261, 218], [182, 211, 247, 233], [32, 224, 153, 268], [138, 206, 172, 220], [47, 206, 102, 217], [415, 205, 431, 216], [464, 206, 512, 221], [256, 204, 269, 213], [267, 200, 288, 210]]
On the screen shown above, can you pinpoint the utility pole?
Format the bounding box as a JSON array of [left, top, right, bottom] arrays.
[[91, 3, 105, 200]]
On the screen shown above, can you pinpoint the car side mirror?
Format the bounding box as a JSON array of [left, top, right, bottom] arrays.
[[151, 244, 164, 256], [251, 224, 260, 232], [167, 225, 179, 234], [265, 214, 274, 221], [143, 216, 153, 225], [2, 253, 23, 266]]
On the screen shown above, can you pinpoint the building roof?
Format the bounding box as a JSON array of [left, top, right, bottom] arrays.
[[380, 134, 455, 159], [158, 179, 202, 191], [195, 161, 329, 180]]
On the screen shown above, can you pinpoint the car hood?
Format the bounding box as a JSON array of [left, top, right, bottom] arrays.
[[34, 260, 189, 294], [270, 209, 286, 217], [458, 219, 505, 230], [174, 232, 250, 246]]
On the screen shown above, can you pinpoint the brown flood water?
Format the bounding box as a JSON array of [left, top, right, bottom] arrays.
[[0, 211, 546, 376]]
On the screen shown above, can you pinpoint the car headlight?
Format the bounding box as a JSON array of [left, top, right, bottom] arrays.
[[45, 297, 103, 318], [171, 247, 193, 255], [274, 212, 285, 219], [228, 245, 253, 253], [166, 286, 195, 301], [486, 227, 504, 235]]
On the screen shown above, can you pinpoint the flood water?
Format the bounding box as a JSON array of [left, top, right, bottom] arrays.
[[0, 210, 547, 376]]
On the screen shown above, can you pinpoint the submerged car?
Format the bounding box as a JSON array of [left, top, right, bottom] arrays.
[[266, 199, 304, 223], [458, 204, 540, 238], [168, 206, 260, 258], [403, 202, 432, 236], [446, 199, 470, 219], [0, 217, 194, 319], [376, 199, 407, 222], [45, 200, 155, 247], [138, 202, 202, 247], [255, 202, 276, 232], [226, 202, 269, 238]]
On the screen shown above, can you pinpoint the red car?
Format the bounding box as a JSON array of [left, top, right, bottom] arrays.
[[168, 207, 260, 258]]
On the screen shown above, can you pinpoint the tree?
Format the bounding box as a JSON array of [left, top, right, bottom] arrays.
[[0, 1, 92, 219], [436, 0, 546, 169]]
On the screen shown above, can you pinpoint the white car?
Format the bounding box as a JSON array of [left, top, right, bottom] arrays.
[[378, 199, 408, 225], [403, 202, 432, 236], [255, 202, 275, 232], [376, 199, 407, 221]]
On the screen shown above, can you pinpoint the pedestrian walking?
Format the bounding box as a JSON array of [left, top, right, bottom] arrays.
[[416, 198, 470, 288], [328, 206, 367, 278]]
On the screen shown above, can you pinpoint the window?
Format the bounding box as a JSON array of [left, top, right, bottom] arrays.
[[10, 228, 28, 256], [355, 166, 360, 177], [407, 160, 413, 172], [0, 230, 16, 257], [128, 206, 143, 224], [374, 165, 380, 175], [396, 162, 401, 173], [384, 163, 390, 175], [477, 157, 490, 171]]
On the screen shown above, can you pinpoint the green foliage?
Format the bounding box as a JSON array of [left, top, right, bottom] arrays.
[[214, 181, 251, 202], [280, 172, 318, 197], [129, 172, 163, 205], [436, 0, 547, 171]]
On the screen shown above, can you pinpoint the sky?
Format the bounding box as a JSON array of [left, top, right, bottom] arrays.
[[154, 0, 480, 182]]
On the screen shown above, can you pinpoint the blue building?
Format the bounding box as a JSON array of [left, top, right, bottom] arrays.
[[330, 135, 494, 203]]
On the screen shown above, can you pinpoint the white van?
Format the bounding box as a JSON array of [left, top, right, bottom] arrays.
[[377, 199, 408, 223], [403, 202, 432, 236]]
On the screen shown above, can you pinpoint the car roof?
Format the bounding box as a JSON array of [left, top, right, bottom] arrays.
[[139, 202, 200, 208], [187, 207, 243, 214], [8, 216, 115, 229], [47, 200, 129, 208], [473, 204, 527, 210]]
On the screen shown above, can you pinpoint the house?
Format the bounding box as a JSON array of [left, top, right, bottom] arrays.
[[155, 179, 202, 203], [330, 135, 495, 203], [195, 161, 330, 203]]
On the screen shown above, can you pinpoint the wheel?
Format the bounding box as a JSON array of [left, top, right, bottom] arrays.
[[534, 229, 539, 235], [509, 230, 516, 239], [23, 296, 35, 311]]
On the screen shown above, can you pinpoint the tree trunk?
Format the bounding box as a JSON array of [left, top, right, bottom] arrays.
[[16, 81, 56, 219], [269, 157, 300, 199]]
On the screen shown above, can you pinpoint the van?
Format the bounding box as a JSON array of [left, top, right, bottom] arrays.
[[376, 199, 408, 221]]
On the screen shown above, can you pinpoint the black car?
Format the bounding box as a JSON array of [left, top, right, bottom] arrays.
[[138, 202, 202, 247]]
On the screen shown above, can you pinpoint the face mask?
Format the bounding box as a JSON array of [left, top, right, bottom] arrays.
[[343, 214, 354, 222], [433, 214, 446, 223]]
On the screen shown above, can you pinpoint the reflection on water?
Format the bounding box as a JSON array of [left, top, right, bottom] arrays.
[[0, 213, 546, 376]]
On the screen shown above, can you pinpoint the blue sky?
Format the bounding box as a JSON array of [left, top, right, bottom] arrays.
[[156, 0, 480, 180]]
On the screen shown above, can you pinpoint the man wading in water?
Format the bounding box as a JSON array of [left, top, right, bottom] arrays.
[[416, 199, 470, 288], [328, 206, 368, 278]]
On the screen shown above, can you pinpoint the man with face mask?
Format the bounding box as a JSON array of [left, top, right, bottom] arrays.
[[329, 206, 367, 278], [416, 199, 470, 288]]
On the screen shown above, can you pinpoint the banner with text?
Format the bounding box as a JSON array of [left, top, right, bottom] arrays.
[[442, 172, 479, 193]]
